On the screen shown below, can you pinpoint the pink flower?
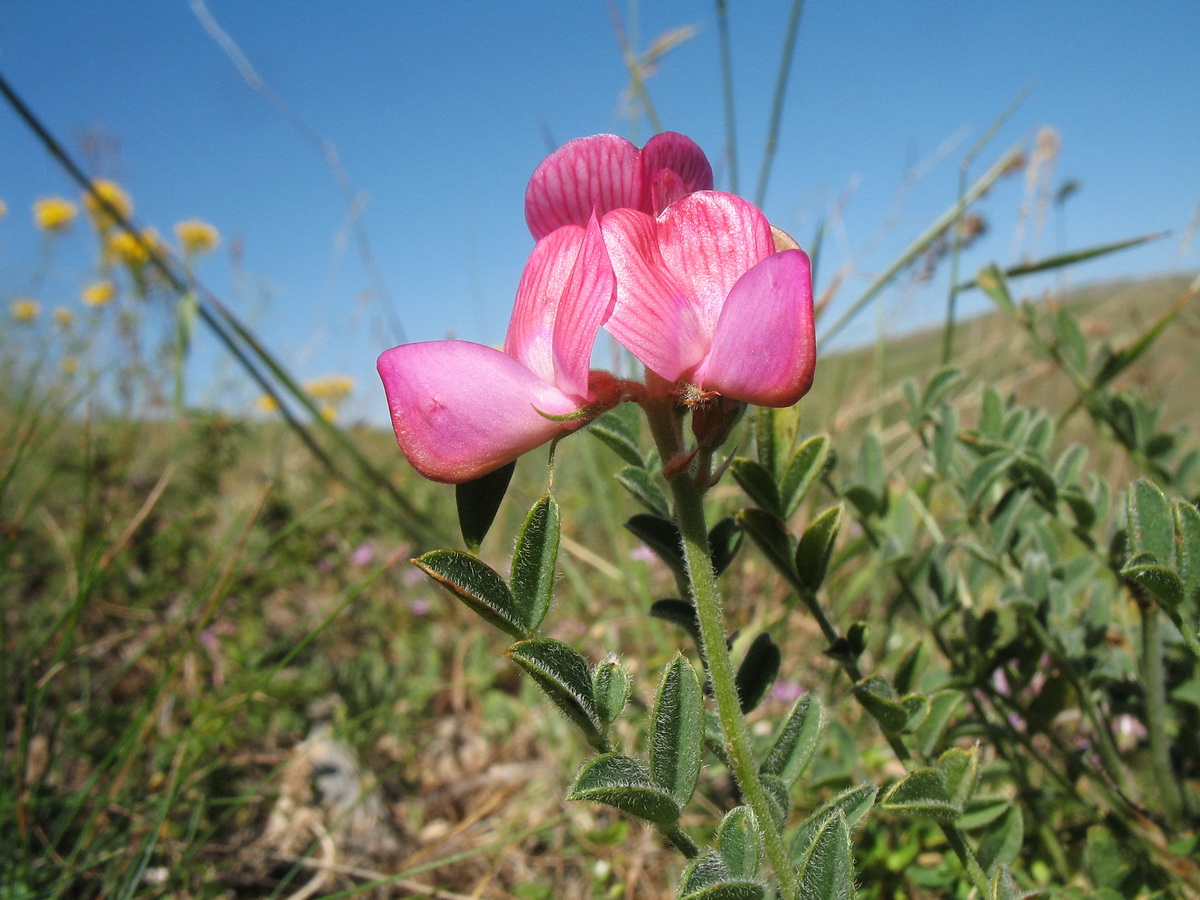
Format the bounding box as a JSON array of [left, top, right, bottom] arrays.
[[378, 215, 620, 483], [600, 191, 815, 408], [525, 132, 713, 241]]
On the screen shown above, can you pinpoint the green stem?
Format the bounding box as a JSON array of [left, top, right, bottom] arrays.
[[1140, 602, 1184, 828], [642, 393, 797, 900]]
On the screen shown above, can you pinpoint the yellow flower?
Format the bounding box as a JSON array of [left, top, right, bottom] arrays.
[[256, 394, 280, 413], [174, 219, 220, 256], [60, 356, 80, 376], [83, 180, 133, 232], [318, 404, 337, 423], [0, 199, 7, 219], [82, 280, 117, 307], [53, 307, 74, 329], [305, 374, 356, 403], [10, 298, 41, 323], [105, 228, 159, 269], [33, 197, 77, 233]]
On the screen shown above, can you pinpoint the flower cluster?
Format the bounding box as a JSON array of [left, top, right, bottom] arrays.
[[378, 133, 815, 484]]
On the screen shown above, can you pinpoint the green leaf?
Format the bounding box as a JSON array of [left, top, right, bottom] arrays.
[[590, 405, 644, 468], [1120, 560, 1185, 608], [899, 693, 931, 734], [934, 404, 959, 476], [709, 517, 744, 576], [592, 659, 631, 726], [508, 639, 605, 749], [958, 795, 1012, 831], [966, 452, 1014, 509], [793, 811, 855, 900], [858, 433, 886, 500], [677, 852, 766, 900], [893, 641, 926, 696], [791, 783, 877, 855], [1126, 478, 1176, 563], [509, 494, 560, 634], [977, 263, 1015, 314], [1055, 306, 1089, 374], [878, 767, 961, 821], [761, 694, 824, 786], [735, 508, 796, 580], [414, 550, 524, 639], [794, 505, 843, 593], [650, 654, 704, 809], [626, 514, 686, 582], [568, 753, 679, 827], [616, 466, 670, 517], [649, 598, 702, 646], [735, 632, 781, 714], [938, 746, 979, 810], [987, 865, 1022, 900], [715, 807, 762, 880], [755, 405, 780, 476], [780, 434, 831, 518], [980, 385, 1006, 437], [454, 461, 516, 552], [759, 774, 791, 832], [1176, 500, 1200, 606], [730, 458, 784, 518], [852, 676, 908, 734], [921, 366, 966, 416], [976, 806, 1024, 874]]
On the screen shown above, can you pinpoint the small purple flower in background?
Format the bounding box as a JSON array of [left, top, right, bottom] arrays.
[[629, 545, 658, 564], [769, 680, 805, 705], [349, 541, 376, 568], [408, 597, 431, 617]]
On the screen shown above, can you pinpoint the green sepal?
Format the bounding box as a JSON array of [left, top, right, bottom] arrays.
[[507, 639, 605, 750], [568, 753, 680, 827], [616, 465, 671, 517], [824, 621, 869, 666], [793, 811, 855, 900], [794, 505, 843, 592], [413, 550, 524, 639], [592, 658, 631, 727], [878, 766, 961, 821], [509, 494, 560, 634], [851, 676, 908, 733], [735, 632, 780, 714], [677, 852, 766, 900], [760, 693, 824, 787], [651, 654, 704, 809], [588, 404, 645, 467], [730, 457, 784, 517], [781, 434, 831, 518], [454, 461, 515, 552], [790, 783, 877, 856], [715, 806, 762, 880], [735, 508, 796, 580]]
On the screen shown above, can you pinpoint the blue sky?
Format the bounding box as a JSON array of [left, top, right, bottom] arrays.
[[1, 2, 1197, 419]]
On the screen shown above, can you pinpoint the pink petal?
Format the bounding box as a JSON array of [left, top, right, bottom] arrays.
[[378, 341, 582, 483], [551, 213, 616, 398], [524, 135, 642, 240], [505, 224, 586, 385], [640, 132, 714, 214], [694, 250, 815, 407], [600, 208, 708, 381], [656, 192, 776, 338]]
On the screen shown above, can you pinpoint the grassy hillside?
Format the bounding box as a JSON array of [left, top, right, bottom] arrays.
[[2, 271, 1198, 898]]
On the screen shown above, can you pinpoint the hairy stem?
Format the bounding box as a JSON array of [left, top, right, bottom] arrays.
[[642, 392, 797, 900]]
